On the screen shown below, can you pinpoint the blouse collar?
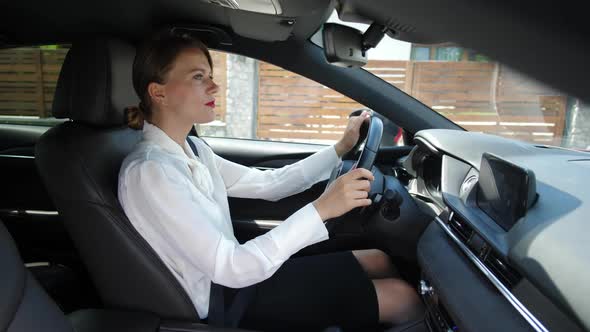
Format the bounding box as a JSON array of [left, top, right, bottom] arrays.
[[142, 121, 197, 160], [142, 121, 215, 198]]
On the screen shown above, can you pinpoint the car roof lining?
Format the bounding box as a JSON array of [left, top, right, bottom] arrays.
[[0, 0, 333, 46]]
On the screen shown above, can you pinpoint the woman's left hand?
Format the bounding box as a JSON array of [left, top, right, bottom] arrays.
[[334, 110, 371, 157]]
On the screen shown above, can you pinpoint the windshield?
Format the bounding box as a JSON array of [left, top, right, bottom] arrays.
[[328, 13, 590, 151]]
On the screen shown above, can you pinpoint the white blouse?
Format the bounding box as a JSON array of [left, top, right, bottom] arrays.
[[118, 121, 341, 319]]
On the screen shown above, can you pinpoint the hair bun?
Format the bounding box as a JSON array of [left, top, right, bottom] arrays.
[[125, 106, 144, 130]]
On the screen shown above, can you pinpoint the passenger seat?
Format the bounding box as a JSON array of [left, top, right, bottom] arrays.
[[0, 221, 160, 332]]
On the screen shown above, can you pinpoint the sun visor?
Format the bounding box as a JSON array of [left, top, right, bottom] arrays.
[[229, 10, 295, 41]]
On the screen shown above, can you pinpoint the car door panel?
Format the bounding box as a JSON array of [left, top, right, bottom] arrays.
[[0, 124, 69, 264]]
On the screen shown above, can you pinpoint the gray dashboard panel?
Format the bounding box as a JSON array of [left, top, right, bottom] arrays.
[[415, 129, 590, 330], [418, 222, 533, 332]]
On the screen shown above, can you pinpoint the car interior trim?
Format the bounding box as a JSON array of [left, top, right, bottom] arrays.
[[414, 136, 439, 155], [231, 219, 282, 228], [0, 209, 59, 216], [0, 154, 34, 159], [435, 213, 549, 332], [252, 220, 282, 227]]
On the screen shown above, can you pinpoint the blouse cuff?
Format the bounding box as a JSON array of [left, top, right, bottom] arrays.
[[270, 203, 329, 257], [300, 145, 342, 184]]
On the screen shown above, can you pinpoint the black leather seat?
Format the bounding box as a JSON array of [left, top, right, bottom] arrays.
[[0, 222, 74, 332], [35, 38, 198, 321], [0, 221, 162, 332]]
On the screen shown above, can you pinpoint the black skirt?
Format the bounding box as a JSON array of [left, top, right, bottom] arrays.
[[224, 251, 380, 331]]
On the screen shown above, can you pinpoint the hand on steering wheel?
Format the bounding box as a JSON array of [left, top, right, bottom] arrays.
[[318, 113, 384, 221], [313, 168, 375, 221], [326, 113, 383, 189], [334, 110, 371, 157]]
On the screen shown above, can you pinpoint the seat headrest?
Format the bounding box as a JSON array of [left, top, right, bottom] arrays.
[[52, 38, 138, 127]]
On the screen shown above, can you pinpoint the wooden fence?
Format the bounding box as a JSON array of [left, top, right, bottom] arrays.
[[0, 48, 227, 122], [256, 60, 412, 141], [408, 62, 566, 145], [1, 47, 568, 146], [0, 48, 67, 117], [258, 60, 567, 145], [209, 51, 227, 122]]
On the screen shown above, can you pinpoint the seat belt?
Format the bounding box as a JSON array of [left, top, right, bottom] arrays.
[[186, 135, 256, 328], [225, 286, 256, 328], [208, 283, 256, 328], [208, 282, 225, 326], [187, 136, 200, 157]]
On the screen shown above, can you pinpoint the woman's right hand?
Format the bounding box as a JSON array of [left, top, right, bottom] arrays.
[[313, 168, 375, 221]]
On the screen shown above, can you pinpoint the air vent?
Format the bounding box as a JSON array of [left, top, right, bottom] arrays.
[[448, 212, 474, 243], [482, 250, 522, 288], [447, 212, 522, 289]]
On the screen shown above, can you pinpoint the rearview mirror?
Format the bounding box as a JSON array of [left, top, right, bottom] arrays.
[[322, 23, 367, 68]]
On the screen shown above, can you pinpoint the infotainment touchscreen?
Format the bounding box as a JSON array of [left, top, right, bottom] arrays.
[[476, 153, 536, 231]]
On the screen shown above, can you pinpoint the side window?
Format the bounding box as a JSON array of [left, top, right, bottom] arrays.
[[0, 46, 69, 126], [411, 47, 430, 61], [435, 47, 463, 61], [199, 50, 401, 147]]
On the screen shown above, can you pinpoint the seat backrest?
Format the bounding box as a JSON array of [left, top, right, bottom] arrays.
[[0, 222, 73, 332], [35, 38, 198, 321]]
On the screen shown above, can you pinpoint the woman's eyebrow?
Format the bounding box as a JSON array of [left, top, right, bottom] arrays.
[[187, 67, 209, 74]]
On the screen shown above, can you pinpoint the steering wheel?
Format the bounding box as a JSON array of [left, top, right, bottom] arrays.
[[325, 114, 384, 190]]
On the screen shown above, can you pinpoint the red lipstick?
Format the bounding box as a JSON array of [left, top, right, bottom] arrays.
[[206, 100, 216, 107]]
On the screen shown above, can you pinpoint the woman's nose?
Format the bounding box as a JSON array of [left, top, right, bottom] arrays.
[[207, 79, 219, 94]]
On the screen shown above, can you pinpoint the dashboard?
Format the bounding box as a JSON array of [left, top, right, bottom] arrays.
[[404, 129, 589, 332]]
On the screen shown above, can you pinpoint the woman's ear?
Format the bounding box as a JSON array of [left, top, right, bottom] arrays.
[[147, 82, 167, 106]]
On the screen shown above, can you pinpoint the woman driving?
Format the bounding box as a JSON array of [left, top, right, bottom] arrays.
[[118, 28, 423, 331]]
